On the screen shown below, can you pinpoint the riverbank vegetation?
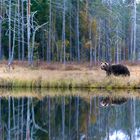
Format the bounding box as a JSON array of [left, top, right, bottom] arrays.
[[0, 62, 139, 89], [0, 0, 140, 90]]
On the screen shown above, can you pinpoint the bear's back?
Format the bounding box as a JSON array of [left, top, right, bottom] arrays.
[[111, 64, 130, 76]]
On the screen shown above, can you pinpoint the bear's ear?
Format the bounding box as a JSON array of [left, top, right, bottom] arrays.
[[101, 62, 106, 65], [104, 62, 109, 66]]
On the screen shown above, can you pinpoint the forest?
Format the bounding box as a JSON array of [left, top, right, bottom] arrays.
[[0, 1, 140, 139], [0, 0, 139, 66]]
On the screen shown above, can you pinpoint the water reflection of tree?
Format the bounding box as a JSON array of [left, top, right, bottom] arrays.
[[46, 96, 98, 139], [32, 96, 98, 139], [0, 96, 140, 139], [0, 97, 48, 140]]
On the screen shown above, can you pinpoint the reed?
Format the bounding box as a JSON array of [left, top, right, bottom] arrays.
[[0, 76, 138, 89]]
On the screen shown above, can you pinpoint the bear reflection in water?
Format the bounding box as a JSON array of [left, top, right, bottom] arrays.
[[100, 97, 128, 107]]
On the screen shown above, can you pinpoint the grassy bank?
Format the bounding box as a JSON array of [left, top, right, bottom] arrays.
[[0, 62, 140, 89], [0, 76, 139, 89]]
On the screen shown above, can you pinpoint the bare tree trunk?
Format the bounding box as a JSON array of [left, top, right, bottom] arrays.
[[27, 0, 31, 65], [123, 41, 126, 61], [76, 0, 80, 62], [21, 0, 25, 61], [8, 4, 17, 67], [0, 0, 2, 60], [89, 21, 92, 67], [130, 26, 133, 60], [31, 22, 48, 64], [69, 1, 72, 62], [12, 7, 16, 58], [47, 0, 52, 63], [104, 19, 110, 62], [116, 25, 119, 64], [0, 16, 2, 60], [62, 0, 66, 65], [94, 29, 97, 65], [8, 0, 12, 61], [98, 19, 101, 62], [86, 0, 93, 66], [132, 0, 136, 61], [18, 0, 21, 60], [108, 0, 112, 62], [30, 13, 35, 64], [41, 30, 45, 61]]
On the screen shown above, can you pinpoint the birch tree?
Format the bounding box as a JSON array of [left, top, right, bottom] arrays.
[[116, 25, 119, 63], [69, 0, 72, 61], [8, 0, 12, 61], [97, 19, 101, 62], [18, 0, 21, 60], [76, 0, 80, 62], [62, 0, 66, 65], [86, 0, 93, 67], [8, 1, 17, 68], [0, 0, 2, 60], [31, 20, 48, 64], [132, 0, 137, 61], [0, 16, 2, 60], [21, 0, 25, 61], [47, 0, 52, 63], [27, 0, 31, 65]]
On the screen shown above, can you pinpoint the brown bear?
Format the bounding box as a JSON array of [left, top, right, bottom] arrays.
[[100, 62, 130, 76]]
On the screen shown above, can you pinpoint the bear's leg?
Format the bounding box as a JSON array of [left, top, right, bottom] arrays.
[[106, 71, 111, 76]]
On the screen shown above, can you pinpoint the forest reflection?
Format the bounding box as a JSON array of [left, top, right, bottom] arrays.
[[0, 93, 139, 140]]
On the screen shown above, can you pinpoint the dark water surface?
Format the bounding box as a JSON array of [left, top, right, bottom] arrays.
[[0, 90, 139, 140]]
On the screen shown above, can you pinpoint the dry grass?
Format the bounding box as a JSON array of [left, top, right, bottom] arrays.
[[0, 62, 140, 89]]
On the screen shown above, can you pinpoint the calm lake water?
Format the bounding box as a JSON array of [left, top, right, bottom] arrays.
[[0, 90, 140, 140]]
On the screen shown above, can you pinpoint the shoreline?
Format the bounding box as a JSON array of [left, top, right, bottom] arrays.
[[0, 88, 139, 99], [0, 76, 139, 89], [0, 63, 139, 89]]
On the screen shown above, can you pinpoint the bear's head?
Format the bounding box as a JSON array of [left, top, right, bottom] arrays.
[[100, 97, 110, 107], [100, 62, 110, 71]]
